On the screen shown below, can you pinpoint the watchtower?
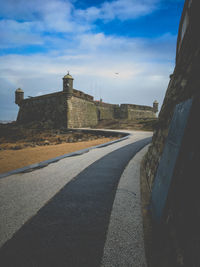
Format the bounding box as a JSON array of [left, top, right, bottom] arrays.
[[153, 100, 159, 113], [63, 72, 73, 97], [15, 88, 24, 106]]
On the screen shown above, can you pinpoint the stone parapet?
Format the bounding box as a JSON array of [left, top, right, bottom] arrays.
[[73, 89, 94, 101], [15, 73, 157, 128]]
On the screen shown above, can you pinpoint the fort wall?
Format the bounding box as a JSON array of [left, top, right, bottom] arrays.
[[67, 96, 98, 128], [95, 102, 118, 121], [120, 104, 156, 120], [15, 73, 158, 128], [17, 92, 67, 128]]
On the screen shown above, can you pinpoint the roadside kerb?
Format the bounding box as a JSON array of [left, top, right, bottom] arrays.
[[0, 130, 131, 179]]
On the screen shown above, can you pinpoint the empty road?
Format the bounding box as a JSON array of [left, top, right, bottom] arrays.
[[0, 130, 151, 267]]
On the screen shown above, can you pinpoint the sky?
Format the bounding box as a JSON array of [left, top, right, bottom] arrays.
[[0, 0, 185, 121]]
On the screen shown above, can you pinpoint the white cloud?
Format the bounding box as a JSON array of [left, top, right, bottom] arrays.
[[0, 20, 43, 48], [0, 0, 163, 49], [76, 0, 158, 22], [0, 31, 175, 119], [40, 0, 77, 33], [0, 0, 178, 119], [0, 0, 159, 22]]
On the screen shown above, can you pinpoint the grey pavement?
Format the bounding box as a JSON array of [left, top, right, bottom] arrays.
[[0, 130, 151, 249], [0, 130, 151, 267], [101, 145, 149, 267]]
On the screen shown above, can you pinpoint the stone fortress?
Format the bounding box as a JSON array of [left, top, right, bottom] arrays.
[[15, 73, 158, 128]]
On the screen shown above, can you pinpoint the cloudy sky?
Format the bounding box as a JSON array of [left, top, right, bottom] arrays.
[[0, 0, 184, 120]]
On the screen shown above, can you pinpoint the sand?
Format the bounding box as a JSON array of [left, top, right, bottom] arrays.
[[0, 138, 115, 174]]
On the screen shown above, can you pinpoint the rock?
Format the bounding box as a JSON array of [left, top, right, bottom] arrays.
[[44, 140, 50, 145], [68, 137, 73, 143], [12, 145, 22, 150]]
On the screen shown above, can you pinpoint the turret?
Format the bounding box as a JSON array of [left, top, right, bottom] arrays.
[[153, 100, 159, 113], [63, 72, 73, 97], [15, 88, 24, 106]]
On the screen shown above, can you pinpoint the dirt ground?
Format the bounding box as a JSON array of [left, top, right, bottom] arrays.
[[0, 137, 116, 174], [93, 118, 158, 131], [0, 123, 122, 174]]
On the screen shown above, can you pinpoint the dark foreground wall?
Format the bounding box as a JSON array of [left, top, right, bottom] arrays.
[[141, 0, 200, 266], [143, 0, 200, 189]]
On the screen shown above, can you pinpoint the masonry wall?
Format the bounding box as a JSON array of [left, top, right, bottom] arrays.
[[95, 103, 156, 121], [67, 96, 98, 128], [17, 95, 157, 128], [17, 92, 67, 128], [126, 104, 156, 120], [141, 1, 200, 265], [143, 0, 200, 190], [95, 102, 118, 121], [16, 82, 157, 128]]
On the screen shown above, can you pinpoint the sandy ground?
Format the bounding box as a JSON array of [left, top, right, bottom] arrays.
[[0, 137, 115, 174]]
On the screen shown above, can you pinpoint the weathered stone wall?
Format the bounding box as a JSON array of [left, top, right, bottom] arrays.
[[94, 103, 156, 121], [17, 92, 67, 128], [126, 104, 156, 120], [95, 102, 118, 121], [16, 77, 157, 128], [73, 88, 94, 101], [117, 104, 128, 119], [143, 0, 200, 189], [67, 96, 98, 128], [141, 1, 200, 265]]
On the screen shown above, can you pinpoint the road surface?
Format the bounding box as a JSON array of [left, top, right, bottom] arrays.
[[0, 130, 151, 267]]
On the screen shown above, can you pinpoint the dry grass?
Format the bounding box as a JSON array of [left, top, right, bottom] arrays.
[[0, 137, 116, 174]]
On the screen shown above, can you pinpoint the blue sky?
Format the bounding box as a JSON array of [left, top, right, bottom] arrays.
[[0, 0, 184, 120]]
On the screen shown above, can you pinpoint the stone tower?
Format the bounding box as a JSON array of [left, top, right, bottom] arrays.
[[15, 88, 24, 106], [63, 72, 73, 97], [153, 100, 159, 113]]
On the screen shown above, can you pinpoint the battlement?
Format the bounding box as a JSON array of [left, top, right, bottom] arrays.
[[94, 101, 119, 108], [22, 91, 65, 103], [15, 72, 158, 128], [120, 103, 154, 111], [73, 89, 94, 101]]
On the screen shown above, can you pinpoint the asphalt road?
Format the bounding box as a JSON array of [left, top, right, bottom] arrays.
[[0, 130, 152, 267]]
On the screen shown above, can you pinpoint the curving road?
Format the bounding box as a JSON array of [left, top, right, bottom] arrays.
[[0, 130, 152, 267]]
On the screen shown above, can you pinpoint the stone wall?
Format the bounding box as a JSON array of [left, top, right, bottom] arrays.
[[17, 92, 67, 128], [67, 96, 98, 128], [143, 0, 200, 189], [16, 77, 157, 128], [95, 102, 118, 121], [126, 104, 156, 120], [141, 1, 200, 265], [73, 88, 94, 101], [94, 102, 156, 121]]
